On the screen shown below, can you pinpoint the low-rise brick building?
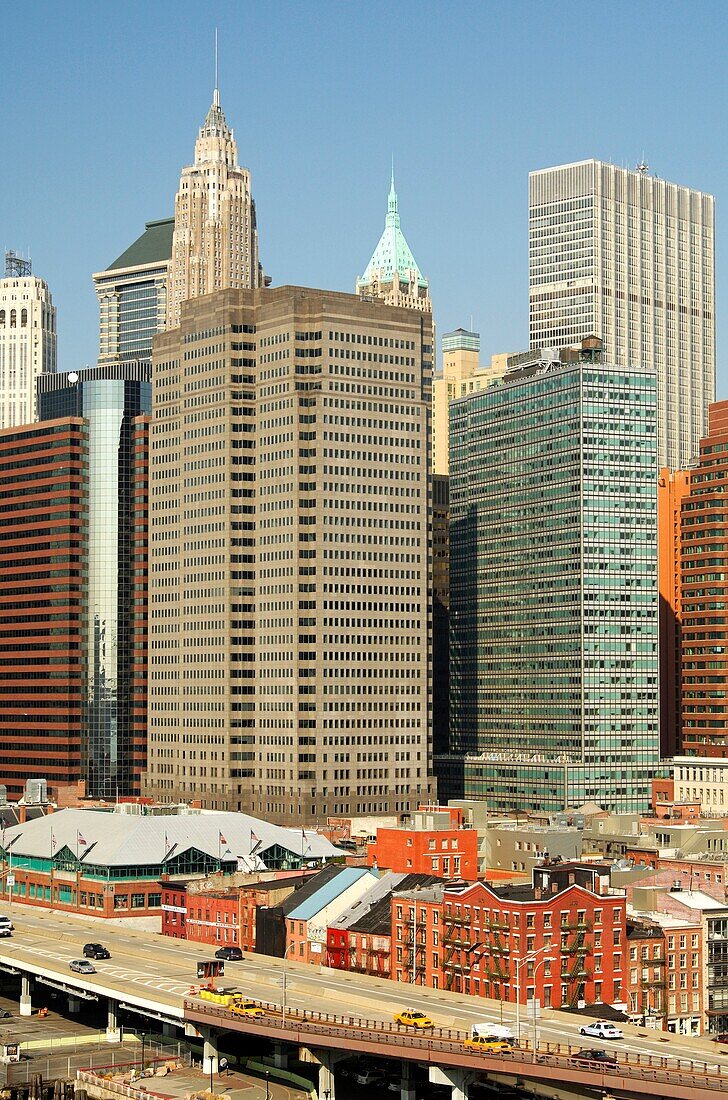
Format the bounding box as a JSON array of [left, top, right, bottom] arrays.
[[367, 807, 478, 880], [391, 862, 627, 1011]]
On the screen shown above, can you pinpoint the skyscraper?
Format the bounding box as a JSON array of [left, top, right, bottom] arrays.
[[529, 160, 715, 469], [667, 402, 728, 759], [357, 171, 431, 313], [0, 252, 56, 427], [166, 88, 266, 330], [37, 364, 152, 797], [93, 219, 174, 365], [144, 286, 433, 822], [0, 417, 86, 800], [443, 339, 660, 813]]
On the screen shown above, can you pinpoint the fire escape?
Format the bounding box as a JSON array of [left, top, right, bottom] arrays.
[[402, 910, 427, 985], [442, 909, 471, 992], [560, 917, 592, 1007]]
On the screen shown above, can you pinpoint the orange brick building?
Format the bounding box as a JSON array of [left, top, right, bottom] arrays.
[[366, 807, 478, 880], [658, 466, 692, 758]]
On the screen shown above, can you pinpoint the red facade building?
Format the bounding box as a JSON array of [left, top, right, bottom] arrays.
[[367, 808, 478, 880], [0, 418, 87, 798], [391, 863, 626, 1010]]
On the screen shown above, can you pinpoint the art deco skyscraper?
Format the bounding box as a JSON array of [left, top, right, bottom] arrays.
[[0, 252, 56, 427], [529, 160, 715, 469], [166, 88, 266, 330], [357, 171, 431, 312]]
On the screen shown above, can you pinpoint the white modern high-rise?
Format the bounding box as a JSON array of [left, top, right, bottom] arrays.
[[0, 254, 56, 427], [166, 87, 266, 330], [529, 159, 715, 469]]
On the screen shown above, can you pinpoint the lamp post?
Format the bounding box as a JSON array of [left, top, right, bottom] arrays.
[[514, 944, 554, 1044], [140, 1031, 147, 1075], [265, 1070, 270, 1100]]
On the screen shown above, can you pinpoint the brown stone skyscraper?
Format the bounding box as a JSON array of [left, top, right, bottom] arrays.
[[145, 286, 433, 823], [166, 88, 266, 330]]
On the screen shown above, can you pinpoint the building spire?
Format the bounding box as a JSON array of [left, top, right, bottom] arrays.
[[213, 27, 220, 107], [387, 158, 399, 226]]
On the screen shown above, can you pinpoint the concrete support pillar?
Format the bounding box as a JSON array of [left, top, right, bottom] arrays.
[[19, 974, 32, 1017], [272, 1042, 289, 1070], [401, 1061, 416, 1100], [318, 1060, 335, 1100], [106, 999, 121, 1043], [202, 1029, 218, 1077], [68, 996, 81, 1014], [429, 1067, 469, 1100]]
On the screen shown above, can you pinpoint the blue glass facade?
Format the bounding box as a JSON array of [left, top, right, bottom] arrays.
[[445, 353, 660, 812], [37, 364, 152, 796]]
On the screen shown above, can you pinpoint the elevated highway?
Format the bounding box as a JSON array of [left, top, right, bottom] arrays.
[[0, 905, 726, 1098]]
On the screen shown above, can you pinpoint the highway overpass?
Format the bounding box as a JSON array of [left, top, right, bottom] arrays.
[[0, 905, 726, 1098]]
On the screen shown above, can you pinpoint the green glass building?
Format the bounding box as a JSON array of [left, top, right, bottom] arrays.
[[441, 342, 659, 812]]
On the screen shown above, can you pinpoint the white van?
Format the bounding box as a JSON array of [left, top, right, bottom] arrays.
[[0, 916, 13, 936], [471, 1022, 515, 1044]]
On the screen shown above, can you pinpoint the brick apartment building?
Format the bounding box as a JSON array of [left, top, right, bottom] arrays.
[[366, 807, 478, 880], [391, 862, 626, 1010]]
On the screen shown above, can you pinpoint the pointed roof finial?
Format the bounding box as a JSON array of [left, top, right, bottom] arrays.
[[387, 159, 399, 226], [214, 27, 220, 107]]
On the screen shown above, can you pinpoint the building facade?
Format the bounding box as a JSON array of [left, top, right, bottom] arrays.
[[432, 473, 449, 759], [37, 365, 152, 797], [93, 219, 174, 365], [658, 466, 694, 758], [166, 90, 265, 331], [443, 340, 660, 812], [678, 402, 728, 759], [145, 286, 433, 822], [356, 171, 431, 313], [529, 159, 715, 470], [391, 864, 626, 1010], [0, 419, 87, 799], [0, 255, 56, 427]]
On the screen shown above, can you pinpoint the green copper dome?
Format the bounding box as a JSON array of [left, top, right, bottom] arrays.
[[358, 170, 428, 291]]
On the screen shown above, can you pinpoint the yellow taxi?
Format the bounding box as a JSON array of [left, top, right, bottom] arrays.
[[230, 1000, 265, 1018], [394, 1008, 435, 1029], [463, 1035, 513, 1055]]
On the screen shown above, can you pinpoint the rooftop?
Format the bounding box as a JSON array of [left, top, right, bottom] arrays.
[[286, 866, 376, 921], [104, 219, 175, 273], [357, 171, 428, 291]]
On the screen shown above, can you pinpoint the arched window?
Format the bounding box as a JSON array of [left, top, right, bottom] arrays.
[[0, 310, 5, 326], [9, 310, 16, 328], [20, 308, 27, 326]]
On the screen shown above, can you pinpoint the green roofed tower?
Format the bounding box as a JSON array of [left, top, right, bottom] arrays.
[[93, 219, 174, 366], [357, 169, 431, 313]]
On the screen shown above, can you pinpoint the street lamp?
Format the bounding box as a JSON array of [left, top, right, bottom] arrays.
[[514, 944, 554, 1044], [140, 1031, 147, 1075], [265, 1071, 270, 1100]]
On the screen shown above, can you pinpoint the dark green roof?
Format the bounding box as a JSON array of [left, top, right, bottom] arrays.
[[108, 218, 175, 271]]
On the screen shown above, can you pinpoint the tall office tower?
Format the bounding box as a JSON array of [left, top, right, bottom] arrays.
[[166, 89, 266, 330], [0, 418, 86, 800], [676, 402, 728, 759], [657, 466, 694, 758], [0, 252, 56, 427], [93, 219, 174, 365], [441, 339, 659, 813], [357, 171, 431, 313], [145, 286, 433, 822], [529, 160, 715, 469], [432, 474, 450, 759], [37, 364, 152, 797]]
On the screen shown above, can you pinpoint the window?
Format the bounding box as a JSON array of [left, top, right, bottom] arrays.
[[20, 308, 27, 326], [131, 893, 146, 909]]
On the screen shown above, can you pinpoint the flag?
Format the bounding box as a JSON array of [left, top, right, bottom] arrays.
[[50, 830, 56, 853], [77, 832, 87, 846], [219, 831, 228, 846]]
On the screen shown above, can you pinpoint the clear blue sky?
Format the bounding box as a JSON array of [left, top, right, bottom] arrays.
[[3, 0, 727, 391]]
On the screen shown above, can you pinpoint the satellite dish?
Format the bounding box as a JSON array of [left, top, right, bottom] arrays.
[[68, 372, 79, 384]]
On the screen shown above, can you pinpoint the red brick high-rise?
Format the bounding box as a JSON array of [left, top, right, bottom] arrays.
[[679, 401, 728, 758], [0, 418, 87, 798]]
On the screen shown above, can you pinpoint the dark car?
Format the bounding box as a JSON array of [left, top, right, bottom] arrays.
[[0, 1008, 11, 1020], [215, 946, 243, 962], [569, 1048, 618, 1069], [83, 943, 110, 960]]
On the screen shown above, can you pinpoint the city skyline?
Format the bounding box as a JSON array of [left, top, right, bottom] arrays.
[[4, 1, 728, 391]]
